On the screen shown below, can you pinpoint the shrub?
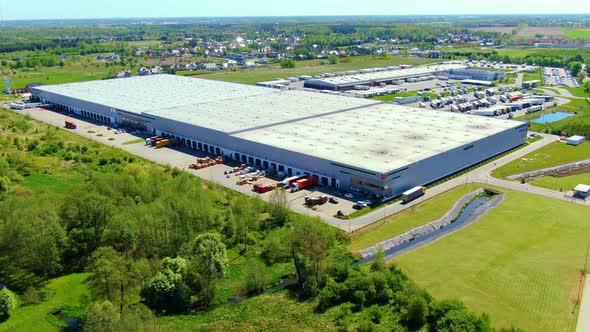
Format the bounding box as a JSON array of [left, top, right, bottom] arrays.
[[241, 260, 268, 295], [0, 288, 15, 316]]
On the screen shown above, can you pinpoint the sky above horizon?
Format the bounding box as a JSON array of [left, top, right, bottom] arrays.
[[0, 0, 588, 20]]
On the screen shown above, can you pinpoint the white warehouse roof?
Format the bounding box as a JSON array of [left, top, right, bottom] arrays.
[[33, 74, 524, 174], [306, 63, 467, 87]]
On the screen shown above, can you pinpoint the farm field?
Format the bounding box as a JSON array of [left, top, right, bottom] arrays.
[[393, 188, 590, 332], [348, 184, 482, 254], [492, 141, 590, 178], [0, 274, 90, 332], [198, 55, 439, 85], [470, 26, 566, 38], [562, 29, 590, 39], [529, 171, 590, 191]]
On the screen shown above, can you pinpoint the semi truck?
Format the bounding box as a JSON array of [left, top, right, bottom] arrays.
[[290, 176, 318, 192], [280, 175, 305, 188], [65, 120, 77, 129], [402, 186, 425, 204]]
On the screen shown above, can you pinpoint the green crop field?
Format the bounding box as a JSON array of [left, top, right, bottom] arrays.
[[199, 56, 439, 85], [348, 184, 482, 254], [493, 141, 590, 178], [0, 273, 90, 332], [392, 188, 590, 332], [529, 172, 590, 191], [562, 29, 590, 39]]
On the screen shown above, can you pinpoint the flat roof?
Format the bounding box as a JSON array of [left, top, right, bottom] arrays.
[[34, 74, 524, 174], [305, 63, 467, 87], [33, 75, 275, 115]]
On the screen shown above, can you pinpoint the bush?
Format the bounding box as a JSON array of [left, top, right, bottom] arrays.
[[241, 260, 268, 295], [0, 288, 15, 317], [22, 287, 42, 305], [280, 59, 295, 68]]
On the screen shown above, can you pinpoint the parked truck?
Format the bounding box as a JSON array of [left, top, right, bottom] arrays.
[[290, 176, 318, 192], [402, 186, 425, 203], [65, 120, 77, 129], [280, 175, 305, 188]]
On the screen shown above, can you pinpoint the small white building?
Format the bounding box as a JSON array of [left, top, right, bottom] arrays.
[[573, 184, 590, 199], [567, 135, 586, 146]]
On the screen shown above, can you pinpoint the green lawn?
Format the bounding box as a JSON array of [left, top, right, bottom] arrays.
[[348, 184, 482, 253], [0, 273, 90, 332], [198, 56, 439, 85], [562, 29, 590, 39], [157, 289, 335, 332], [215, 250, 294, 304], [563, 87, 590, 98], [493, 141, 590, 178], [529, 171, 590, 191], [21, 171, 85, 196], [392, 188, 590, 332], [522, 68, 544, 84]]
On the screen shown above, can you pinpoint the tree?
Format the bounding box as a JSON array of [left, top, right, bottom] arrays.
[[280, 59, 295, 69], [84, 301, 120, 332], [328, 54, 339, 64], [577, 71, 587, 83], [435, 309, 492, 332], [268, 188, 289, 228], [87, 247, 140, 315], [290, 217, 336, 297], [191, 233, 228, 281], [406, 295, 428, 330], [370, 247, 386, 272], [189, 233, 228, 307], [142, 257, 191, 314], [569, 61, 583, 77], [61, 190, 114, 258]]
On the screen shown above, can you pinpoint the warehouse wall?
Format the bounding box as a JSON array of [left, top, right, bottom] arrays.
[[382, 123, 527, 196]]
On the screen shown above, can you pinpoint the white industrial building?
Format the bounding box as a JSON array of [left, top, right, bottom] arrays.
[[32, 75, 527, 197]]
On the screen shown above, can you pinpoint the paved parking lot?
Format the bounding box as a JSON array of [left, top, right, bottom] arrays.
[[543, 66, 579, 88]]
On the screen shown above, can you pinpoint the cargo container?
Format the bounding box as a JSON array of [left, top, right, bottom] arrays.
[[402, 186, 425, 203], [290, 176, 318, 192], [65, 120, 77, 129], [526, 105, 544, 114], [253, 183, 276, 193]]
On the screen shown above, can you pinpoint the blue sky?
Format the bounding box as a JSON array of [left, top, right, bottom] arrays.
[[1, 0, 588, 20]]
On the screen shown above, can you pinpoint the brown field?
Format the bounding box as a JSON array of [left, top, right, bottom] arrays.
[[472, 26, 516, 34], [517, 27, 566, 38], [471, 26, 566, 39]]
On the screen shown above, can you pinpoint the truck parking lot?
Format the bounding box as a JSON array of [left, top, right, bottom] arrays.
[[5, 104, 375, 222]]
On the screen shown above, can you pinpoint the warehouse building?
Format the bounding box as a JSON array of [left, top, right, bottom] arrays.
[[303, 63, 467, 91], [448, 68, 506, 82], [32, 75, 527, 198]]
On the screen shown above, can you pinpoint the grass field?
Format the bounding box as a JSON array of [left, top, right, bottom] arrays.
[[392, 188, 590, 332], [199, 56, 439, 85], [493, 141, 590, 178], [563, 87, 590, 98], [562, 29, 590, 39], [348, 184, 482, 253], [0, 273, 90, 332], [4, 63, 120, 89], [157, 289, 335, 332], [522, 67, 544, 84], [529, 171, 590, 191]]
